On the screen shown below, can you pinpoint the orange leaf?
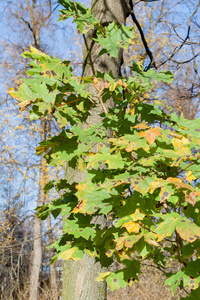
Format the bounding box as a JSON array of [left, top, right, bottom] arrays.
[[139, 127, 161, 145], [133, 123, 149, 130]]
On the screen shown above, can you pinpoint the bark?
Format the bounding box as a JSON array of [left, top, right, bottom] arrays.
[[62, 1, 130, 299], [46, 115, 58, 299], [47, 216, 58, 299]]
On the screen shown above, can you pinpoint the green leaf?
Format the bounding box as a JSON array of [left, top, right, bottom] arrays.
[[73, 180, 111, 214], [94, 22, 134, 58], [130, 62, 174, 85], [154, 214, 181, 241], [57, 246, 84, 261], [176, 218, 200, 243], [165, 270, 185, 295], [59, 0, 100, 33]]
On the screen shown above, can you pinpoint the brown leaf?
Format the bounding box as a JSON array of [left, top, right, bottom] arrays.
[[72, 199, 85, 213], [19, 99, 36, 111], [185, 192, 196, 207], [93, 78, 110, 94]]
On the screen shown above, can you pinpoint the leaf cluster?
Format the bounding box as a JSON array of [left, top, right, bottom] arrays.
[[8, 1, 200, 296]]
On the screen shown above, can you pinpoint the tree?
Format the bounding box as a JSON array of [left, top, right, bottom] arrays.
[[62, 1, 131, 298], [0, 1, 64, 298], [9, 1, 200, 300], [0, 191, 32, 300]]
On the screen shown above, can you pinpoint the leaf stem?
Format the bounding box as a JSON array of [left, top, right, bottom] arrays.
[[177, 155, 200, 175]]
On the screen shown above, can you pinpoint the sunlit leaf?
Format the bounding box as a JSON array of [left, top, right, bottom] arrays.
[[138, 127, 161, 145], [176, 218, 200, 243]]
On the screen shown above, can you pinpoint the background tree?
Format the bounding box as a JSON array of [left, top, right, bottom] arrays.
[[0, 1, 70, 298]]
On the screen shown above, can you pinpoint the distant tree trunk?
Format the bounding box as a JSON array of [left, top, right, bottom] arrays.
[[30, 118, 47, 300], [62, 1, 130, 299], [47, 216, 58, 299], [46, 114, 58, 299], [26, 1, 57, 298]]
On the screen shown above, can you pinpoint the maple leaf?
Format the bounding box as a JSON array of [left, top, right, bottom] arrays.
[[57, 247, 83, 261], [166, 177, 193, 190], [185, 192, 196, 207], [176, 218, 200, 243], [138, 127, 161, 145], [122, 221, 140, 233], [172, 137, 190, 155], [185, 170, 196, 183], [133, 123, 149, 130]]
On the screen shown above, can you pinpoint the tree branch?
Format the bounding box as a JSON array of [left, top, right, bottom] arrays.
[[0, 220, 62, 249], [129, 0, 156, 71]]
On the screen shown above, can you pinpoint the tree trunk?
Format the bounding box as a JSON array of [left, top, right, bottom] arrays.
[[62, 1, 130, 299], [47, 216, 58, 299], [30, 119, 46, 300]]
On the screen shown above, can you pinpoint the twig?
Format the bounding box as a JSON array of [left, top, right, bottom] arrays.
[[0, 220, 62, 249], [158, 0, 200, 67], [129, 0, 156, 71]]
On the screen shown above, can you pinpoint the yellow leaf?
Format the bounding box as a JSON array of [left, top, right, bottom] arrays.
[[172, 137, 190, 155], [167, 177, 192, 190], [95, 272, 111, 282], [58, 247, 78, 261], [133, 123, 149, 130], [122, 221, 140, 233], [185, 170, 196, 183], [149, 180, 162, 193], [130, 209, 145, 221]]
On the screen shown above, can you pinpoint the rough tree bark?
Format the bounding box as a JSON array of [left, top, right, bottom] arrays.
[[47, 216, 58, 299], [62, 1, 130, 299]]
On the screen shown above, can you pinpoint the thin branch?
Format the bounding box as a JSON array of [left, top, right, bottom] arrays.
[[0, 220, 62, 249], [129, 0, 156, 71], [171, 51, 200, 65], [20, 16, 33, 32], [158, 0, 200, 67]]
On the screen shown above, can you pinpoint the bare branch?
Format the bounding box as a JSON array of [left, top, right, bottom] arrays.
[[129, 0, 156, 71]]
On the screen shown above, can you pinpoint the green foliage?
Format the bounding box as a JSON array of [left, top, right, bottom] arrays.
[[94, 22, 135, 57], [9, 1, 200, 297]]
